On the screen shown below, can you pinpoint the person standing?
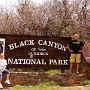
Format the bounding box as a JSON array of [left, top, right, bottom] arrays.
[[67, 34, 84, 74], [0, 54, 10, 89]]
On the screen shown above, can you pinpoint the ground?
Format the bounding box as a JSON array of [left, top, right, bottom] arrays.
[[1, 85, 89, 90]]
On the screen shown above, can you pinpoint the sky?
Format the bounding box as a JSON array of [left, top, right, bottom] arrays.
[[0, 0, 45, 6]]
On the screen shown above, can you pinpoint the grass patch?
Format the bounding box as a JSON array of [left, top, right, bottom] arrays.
[[10, 85, 81, 90], [9, 81, 81, 90], [46, 69, 60, 73], [9, 68, 61, 73], [9, 85, 32, 90], [39, 81, 55, 86], [82, 79, 90, 86], [82, 79, 90, 90]]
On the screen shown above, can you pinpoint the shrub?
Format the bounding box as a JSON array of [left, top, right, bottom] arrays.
[[82, 79, 90, 86]]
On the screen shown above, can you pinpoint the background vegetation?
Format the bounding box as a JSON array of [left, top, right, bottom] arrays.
[[0, 0, 90, 39]]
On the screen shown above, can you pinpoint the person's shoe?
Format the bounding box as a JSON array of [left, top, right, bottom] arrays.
[[67, 71, 72, 74], [76, 71, 80, 75], [0, 84, 3, 89], [5, 80, 11, 84]]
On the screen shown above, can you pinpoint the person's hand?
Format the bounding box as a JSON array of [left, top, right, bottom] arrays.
[[78, 50, 82, 52], [69, 50, 73, 52], [0, 69, 4, 72]]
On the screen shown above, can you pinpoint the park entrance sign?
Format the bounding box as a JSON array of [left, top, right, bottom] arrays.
[[0, 34, 71, 69]]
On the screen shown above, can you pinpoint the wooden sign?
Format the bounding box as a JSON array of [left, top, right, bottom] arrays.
[[0, 34, 71, 69], [82, 43, 90, 63]]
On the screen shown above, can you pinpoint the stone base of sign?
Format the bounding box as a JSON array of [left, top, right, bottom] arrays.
[[82, 67, 90, 79], [2, 72, 86, 87]]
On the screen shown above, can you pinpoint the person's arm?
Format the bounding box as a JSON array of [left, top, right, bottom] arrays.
[[0, 65, 6, 72], [67, 44, 73, 52], [78, 46, 84, 52], [1, 59, 7, 72], [78, 41, 84, 52]]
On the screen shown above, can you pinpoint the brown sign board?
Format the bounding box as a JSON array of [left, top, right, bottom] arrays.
[[82, 43, 90, 63], [0, 34, 71, 69]]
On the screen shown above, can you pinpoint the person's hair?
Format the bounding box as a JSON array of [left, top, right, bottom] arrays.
[[74, 34, 79, 37], [0, 53, 4, 58]]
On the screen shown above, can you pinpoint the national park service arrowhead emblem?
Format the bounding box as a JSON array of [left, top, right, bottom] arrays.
[[82, 43, 90, 63]]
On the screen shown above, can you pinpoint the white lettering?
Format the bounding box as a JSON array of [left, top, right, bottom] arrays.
[[25, 59, 30, 64], [43, 40, 47, 45], [30, 59, 36, 64], [36, 59, 41, 64], [63, 60, 68, 65], [23, 59, 26, 64], [31, 48, 36, 51], [8, 58, 13, 64], [8, 40, 66, 51], [13, 59, 19, 64], [7, 58, 47, 65], [38, 40, 43, 45], [8, 40, 35, 50], [8, 44, 14, 50], [24, 40, 29, 45], [14, 43, 19, 49], [58, 60, 63, 65], [58, 44, 63, 50], [38, 40, 66, 51], [48, 41, 53, 47], [49, 59, 57, 65], [29, 40, 35, 45], [18, 59, 23, 64], [49, 59, 69, 65], [20, 41, 25, 47]]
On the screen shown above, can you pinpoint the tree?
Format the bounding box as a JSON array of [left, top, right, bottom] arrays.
[[0, 0, 90, 38]]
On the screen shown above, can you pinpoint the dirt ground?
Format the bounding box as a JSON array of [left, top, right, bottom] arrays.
[[1, 86, 85, 90], [74, 86, 85, 90]]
